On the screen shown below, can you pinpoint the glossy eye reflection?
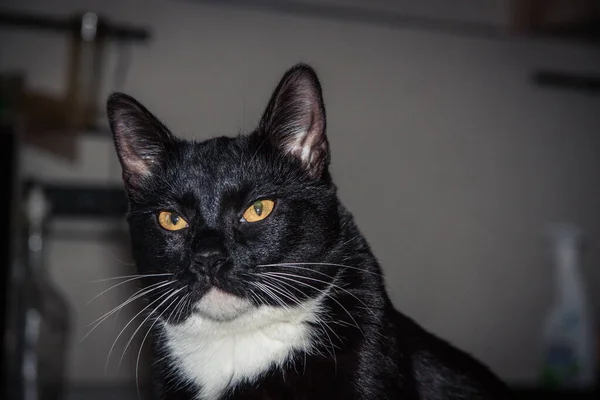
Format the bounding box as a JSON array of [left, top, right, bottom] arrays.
[[158, 211, 189, 231], [243, 199, 275, 223]]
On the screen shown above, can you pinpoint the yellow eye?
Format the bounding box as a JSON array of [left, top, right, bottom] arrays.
[[242, 199, 275, 223], [157, 211, 189, 231]]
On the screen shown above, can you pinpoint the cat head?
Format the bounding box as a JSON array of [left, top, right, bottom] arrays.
[[108, 64, 346, 323]]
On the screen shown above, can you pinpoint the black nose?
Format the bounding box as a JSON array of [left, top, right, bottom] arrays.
[[191, 250, 228, 278]]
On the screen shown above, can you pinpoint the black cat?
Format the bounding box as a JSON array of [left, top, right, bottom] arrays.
[[107, 64, 513, 400]]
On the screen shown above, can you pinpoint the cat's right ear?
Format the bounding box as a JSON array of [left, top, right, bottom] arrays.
[[107, 93, 175, 189], [257, 64, 329, 178]]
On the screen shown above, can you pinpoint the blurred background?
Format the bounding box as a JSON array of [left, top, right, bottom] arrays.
[[1, 0, 599, 399]]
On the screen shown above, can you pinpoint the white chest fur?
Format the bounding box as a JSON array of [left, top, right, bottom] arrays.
[[164, 298, 320, 400]]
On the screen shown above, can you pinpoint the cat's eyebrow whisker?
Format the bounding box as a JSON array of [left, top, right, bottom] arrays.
[[247, 136, 269, 168], [257, 262, 383, 277]]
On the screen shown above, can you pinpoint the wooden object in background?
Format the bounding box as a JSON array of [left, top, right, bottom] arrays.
[[510, 0, 600, 44], [0, 11, 150, 161]]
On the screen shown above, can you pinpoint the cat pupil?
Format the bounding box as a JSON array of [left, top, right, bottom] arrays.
[[254, 202, 263, 216], [170, 214, 180, 225]]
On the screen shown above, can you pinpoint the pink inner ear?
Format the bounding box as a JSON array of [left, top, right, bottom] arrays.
[[258, 65, 329, 176], [284, 123, 323, 166], [280, 87, 326, 168], [119, 140, 154, 178]]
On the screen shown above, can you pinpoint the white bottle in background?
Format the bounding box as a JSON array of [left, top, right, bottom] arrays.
[[540, 223, 597, 389]]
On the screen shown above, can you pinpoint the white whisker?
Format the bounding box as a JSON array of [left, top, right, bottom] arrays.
[[171, 294, 189, 324], [258, 272, 364, 337], [108, 251, 137, 266], [247, 288, 266, 308], [157, 294, 190, 343], [257, 262, 382, 276], [260, 275, 343, 342], [136, 293, 183, 398], [80, 281, 174, 343], [261, 268, 381, 320], [259, 277, 339, 370], [249, 281, 290, 312], [87, 274, 171, 305], [104, 287, 177, 373], [119, 288, 185, 369], [88, 273, 173, 284], [87, 280, 173, 328]]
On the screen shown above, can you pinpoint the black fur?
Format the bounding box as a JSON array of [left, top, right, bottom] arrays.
[[107, 64, 513, 400]]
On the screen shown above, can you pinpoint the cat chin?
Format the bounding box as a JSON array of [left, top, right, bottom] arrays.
[[163, 295, 322, 399], [192, 287, 254, 321]]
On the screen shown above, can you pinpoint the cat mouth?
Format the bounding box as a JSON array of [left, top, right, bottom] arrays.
[[192, 287, 254, 321]]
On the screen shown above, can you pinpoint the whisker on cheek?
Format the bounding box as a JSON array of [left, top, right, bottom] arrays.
[[256, 272, 364, 337], [87, 273, 173, 284], [80, 280, 175, 343], [261, 270, 381, 321], [105, 287, 182, 373], [119, 287, 186, 369], [257, 276, 341, 368], [257, 262, 382, 277], [135, 292, 183, 398], [86, 273, 173, 305]]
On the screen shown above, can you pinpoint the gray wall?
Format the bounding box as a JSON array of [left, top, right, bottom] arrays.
[[2, 0, 599, 389]]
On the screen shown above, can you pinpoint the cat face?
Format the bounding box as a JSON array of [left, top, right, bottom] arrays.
[[108, 65, 343, 323]]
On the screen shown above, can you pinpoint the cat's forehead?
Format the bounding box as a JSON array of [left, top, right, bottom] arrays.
[[160, 134, 302, 207], [167, 135, 268, 196], [185, 136, 244, 170]]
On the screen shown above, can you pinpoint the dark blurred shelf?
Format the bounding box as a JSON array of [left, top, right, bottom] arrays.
[[184, 0, 600, 48], [533, 70, 600, 94], [63, 384, 600, 399], [66, 385, 153, 400], [24, 181, 128, 219], [0, 10, 151, 41], [513, 387, 599, 399]]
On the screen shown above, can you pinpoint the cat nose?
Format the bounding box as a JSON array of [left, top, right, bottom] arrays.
[[191, 250, 228, 276]]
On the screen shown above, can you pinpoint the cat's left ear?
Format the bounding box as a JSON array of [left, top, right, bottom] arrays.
[[258, 64, 329, 177]]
